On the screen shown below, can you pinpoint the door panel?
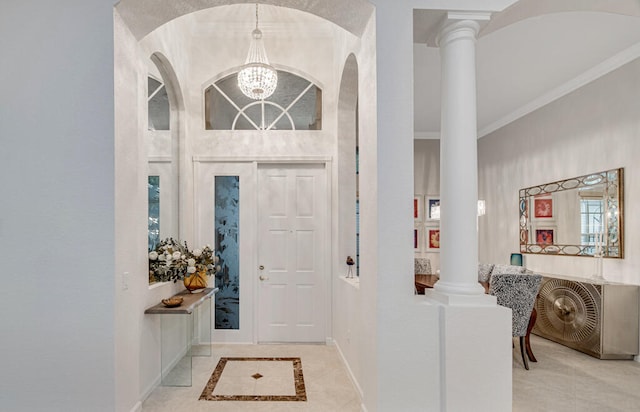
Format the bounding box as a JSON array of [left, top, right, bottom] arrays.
[[257, 164, 327, 343]]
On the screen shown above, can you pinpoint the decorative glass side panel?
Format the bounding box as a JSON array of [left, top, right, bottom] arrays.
[[148, 176, 160, 252], [214, 176, 240, 329], [205, 70, 321, 131]]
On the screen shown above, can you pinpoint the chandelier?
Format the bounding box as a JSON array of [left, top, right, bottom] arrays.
[[238, 4, 278, 100]]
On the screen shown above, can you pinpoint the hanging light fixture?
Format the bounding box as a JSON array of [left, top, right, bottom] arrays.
[[238, 4, 278, 100]]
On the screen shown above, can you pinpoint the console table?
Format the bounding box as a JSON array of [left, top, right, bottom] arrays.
[[145, 287, 218, 386], [532, 274, 639, 359]]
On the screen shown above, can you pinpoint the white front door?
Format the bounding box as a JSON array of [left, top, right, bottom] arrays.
[[257, 164, 328, 343]]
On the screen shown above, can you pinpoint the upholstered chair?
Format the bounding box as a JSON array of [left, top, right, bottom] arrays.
[[414, 258, 432, 275], [489, 273, 543, 370], [491, 263, 527, 275], [477, 263, 495, 283]]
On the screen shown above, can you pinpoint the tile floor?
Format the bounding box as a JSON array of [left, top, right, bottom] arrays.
[[142, 344, 361, 411], [143, 336, 640, 411], [513, 335, 640, 412]]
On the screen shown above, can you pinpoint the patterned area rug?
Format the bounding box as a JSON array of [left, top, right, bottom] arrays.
[[199, 357, 307, 401]]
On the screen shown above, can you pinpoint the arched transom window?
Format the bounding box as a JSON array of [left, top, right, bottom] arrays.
[[205, 70, 322, 131]]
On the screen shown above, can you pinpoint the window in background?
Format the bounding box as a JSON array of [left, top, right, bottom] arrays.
[[205, 70, 322, 131], [148, 76, 170, 130], [580, 198, 603, 253]]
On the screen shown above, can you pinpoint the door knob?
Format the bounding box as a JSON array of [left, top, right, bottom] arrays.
[[259, 265, 265, 270], [259, 275, 269, 281]]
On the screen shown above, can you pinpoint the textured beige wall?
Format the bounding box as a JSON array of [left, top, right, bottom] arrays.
[[478, 57, 640, 285]]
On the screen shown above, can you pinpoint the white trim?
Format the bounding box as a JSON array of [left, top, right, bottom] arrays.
[[340, 276, 360, 289], [139, 374, 160, 406], [148, 281, 170, 290], [148, 155, 172, 163], [333, 338, 364, 400], [193, 155, 332, 163], [128, 401, 142, 412], [414, 131, 440, 139], [478, 41, 640, 138]]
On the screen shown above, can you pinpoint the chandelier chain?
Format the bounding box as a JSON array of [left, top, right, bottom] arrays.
[[255, 3, 259, 31]]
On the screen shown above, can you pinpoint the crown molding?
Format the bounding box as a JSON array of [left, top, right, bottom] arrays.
[[478, 41, 640, 138]]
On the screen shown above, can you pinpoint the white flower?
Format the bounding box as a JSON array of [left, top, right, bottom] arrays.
[[158, 254, 166, 261], [149, 251, 158, 260], [187, 266, 196, 274], [216, 265, 222, 272], [214, 256, 220, 263], [192, 249, 202, 257], [187, 258, 196, 266], [172, 251, 181, 260]]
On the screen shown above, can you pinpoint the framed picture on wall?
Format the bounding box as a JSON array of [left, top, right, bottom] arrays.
[[414, 196, 423, 222], [534, 197, 553, 219], [426, 227, 440, 251], [414, 227, 423, 252], [426, 196, 440, 221], [535, 228, 554, 245]]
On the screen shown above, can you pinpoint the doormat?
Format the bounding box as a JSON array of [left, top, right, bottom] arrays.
[[199, 357, 307, 401]]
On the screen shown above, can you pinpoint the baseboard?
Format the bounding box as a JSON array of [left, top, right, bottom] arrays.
[[139, 344, 190, 406], [332, 338, 364, 400], [129, 401, 142, 412], [140, 374, 161, 406]]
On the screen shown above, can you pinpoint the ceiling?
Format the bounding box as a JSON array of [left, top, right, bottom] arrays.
[[141, 1, 640, 139], [413, 1, 640, 138]]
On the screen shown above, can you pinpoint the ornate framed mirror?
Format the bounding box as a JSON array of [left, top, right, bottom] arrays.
[[519, 168, 623, 258]]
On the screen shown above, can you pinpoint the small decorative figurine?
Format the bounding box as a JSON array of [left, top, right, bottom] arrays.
[[346, 256, 355, 278]]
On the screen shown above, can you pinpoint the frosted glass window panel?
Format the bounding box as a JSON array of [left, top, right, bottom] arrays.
[[148, 176, 160, 252], [214, 176, 240, 330], [148, 76, 170, 130]]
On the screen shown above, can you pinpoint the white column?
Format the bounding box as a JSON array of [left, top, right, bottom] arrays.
[[420, 13, 513, 412], [433, 15, 486, 298]]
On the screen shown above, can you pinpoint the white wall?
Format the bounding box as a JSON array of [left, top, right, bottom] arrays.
[[0, 1, 116, 410], [0, 1, 519, 411], [366, 2, 443, 410], [126, 4, 376, 406], [478, 56, 640, 285]]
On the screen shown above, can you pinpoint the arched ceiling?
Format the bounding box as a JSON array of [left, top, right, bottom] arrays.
[[117, 0, 640, 139], [414, 1, 640, 138], [115, 0, 374, 40]]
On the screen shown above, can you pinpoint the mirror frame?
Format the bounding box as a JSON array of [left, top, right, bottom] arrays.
[[519, 168, 624, 258]]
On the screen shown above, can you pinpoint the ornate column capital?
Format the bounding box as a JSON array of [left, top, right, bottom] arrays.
[[436, 12, 491, 47]]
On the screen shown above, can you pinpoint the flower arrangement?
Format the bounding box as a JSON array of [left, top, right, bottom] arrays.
[[148, 238, 220, 283]]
